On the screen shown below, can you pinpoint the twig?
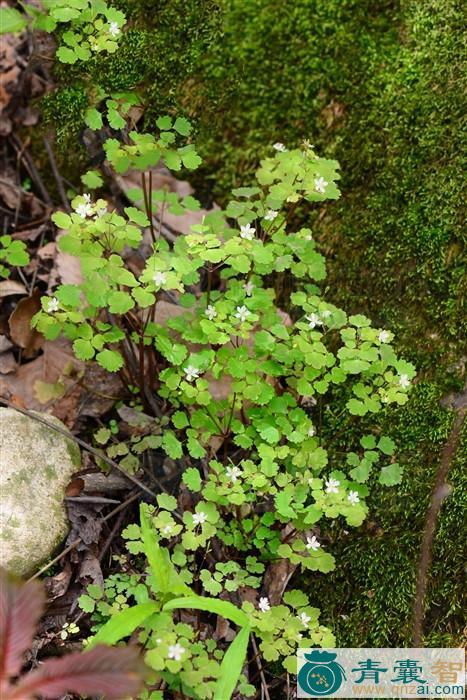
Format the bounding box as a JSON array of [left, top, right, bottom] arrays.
[[28, 224, 47, 294], [98, 508, 127, 563], [10, 134, 53, 206], [27, 491, 141, 581], [65, 496, 121, 505], [43, 136, 71, 212], [250, 634, 271, 700], [0, 398, 157, 498], [412, 404, 466, 645]]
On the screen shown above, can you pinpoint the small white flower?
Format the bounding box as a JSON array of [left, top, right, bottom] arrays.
[[258, 597, 270, 612], [163, 525, 172, 535], [347, 490, 360, 505], [155, 638, 162, 644], [192, 511, 207, 525], [240, 224, 255, 240], [306, 535, 321, 551], [399, 373, 410, 389], [273, 142, 286, 152], [314, 177, 328, 194], [244, 280, 255, 296], [378, 330, 391, 343], [153, 271, 167, 286], [76, 201, 93, 218], [304, 233, 313, 241], [83, 193, 91, 204], [205, 304, 217, 320], [184, 365, 200, 382], [321, 309, 332, 319], [307, 425, 315, 437], [325, 477, 340, 494], [167, 643, 185, 661], [47, 297, 60, 313], [299, 612, 311, 627], [226, 465, 242, 483], [264, 209, 278, 221], [305, 313, 322, 329], [302, 139, 314, 150], [234, 305, 250, 323], [109, 21, 120, 37]]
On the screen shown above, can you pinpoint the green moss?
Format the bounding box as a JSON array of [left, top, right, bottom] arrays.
[[42, 85, 88, 145], [309, 382, 465, 646]]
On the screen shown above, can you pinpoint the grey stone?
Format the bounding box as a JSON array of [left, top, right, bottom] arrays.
[[0, 408, 81, 576]]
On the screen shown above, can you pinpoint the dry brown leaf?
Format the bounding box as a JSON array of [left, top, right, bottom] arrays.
[[56, 231, 83, 285], [8, 290, 43, 354], [0, 350, 16, 374], [44, 563, 73, 602], [0, 173, 21, 209], [263, 558, 297, 606], [66, 477, 85, 498], [0, 338, 81, 413], [37, 240, 56, 260], [0, 166, 45, 217], [0, 335, 13, 352], [0, 31, 21, 115], [79, 551, 104, 589], [79, 361, 123, 418], [0, 279, 27, 298], [12, 224, 47, 243]]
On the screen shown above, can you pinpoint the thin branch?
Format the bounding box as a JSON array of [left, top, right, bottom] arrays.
[[43, 136, 71, 212], [250, 634, 271, 700], [27, 491, 141, 581], [10, 134, 53, 206], [412, 404, 466, 645]]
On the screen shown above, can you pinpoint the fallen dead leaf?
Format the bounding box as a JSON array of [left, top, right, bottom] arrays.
[[0, 338, 81, 413], [0, 30, 21, 117], [79, 551, 104, 589], [67, 501, 103, 549], [263, 558, 297, 606], [66, 477, 85, 498], [0, 172, 21, 209], [8, 289, 43, 354], [37, 240, 57, 260], [0, 335, 13, 352], [56, 231, 83, 285], [12, 223, 49, 243], [0, 279, 27, 297], [44, 563, 73, 602], [0, 350, 16, 374]]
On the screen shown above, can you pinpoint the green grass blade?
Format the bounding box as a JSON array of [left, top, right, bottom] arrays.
[[163, 596, 249, 628], [214, 625, 250, 700], [87, 602, 158, 648]]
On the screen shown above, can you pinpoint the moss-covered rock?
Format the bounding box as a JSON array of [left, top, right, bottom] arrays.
[[0, 408, 81, 577]]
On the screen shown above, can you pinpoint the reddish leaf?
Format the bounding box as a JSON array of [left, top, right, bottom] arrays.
[[9, 645, 144, 699], [0, 569, 45, 680]]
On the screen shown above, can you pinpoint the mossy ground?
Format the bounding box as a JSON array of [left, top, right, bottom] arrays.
[[41, 0, 466, 645]]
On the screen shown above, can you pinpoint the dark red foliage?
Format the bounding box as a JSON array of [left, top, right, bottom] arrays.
[[0, 569, 143, 699]]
